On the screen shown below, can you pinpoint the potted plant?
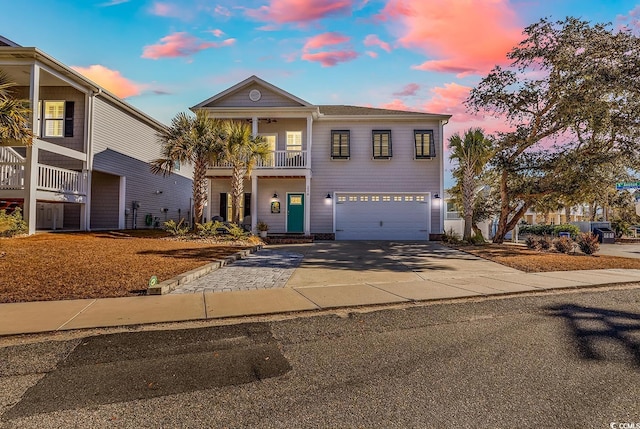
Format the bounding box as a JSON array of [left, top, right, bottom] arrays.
[[257, 220, 269, 238]]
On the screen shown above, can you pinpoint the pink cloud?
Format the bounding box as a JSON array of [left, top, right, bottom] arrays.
[[393, 82, 420, 97], [379, 0, 522, 75], [208, 29, 225, 37], [142, 32, 235, 59], [363, 34, 391, 52], [366, 51, 378, 58], [303, 32, 350, 50], [616, 6, 640, 33], [380, 99, 411, 111], [71, 65, 143, 98], [301, 50, 358, 67], [301, 32, 357, 67], [245, 0, 352, 24]]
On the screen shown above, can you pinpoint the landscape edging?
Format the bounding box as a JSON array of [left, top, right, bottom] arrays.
[[147, 245, 263, 295]]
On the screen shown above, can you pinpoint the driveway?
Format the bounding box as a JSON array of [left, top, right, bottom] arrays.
[[285, 241, 520, 288], [599, 243, 640, 259]]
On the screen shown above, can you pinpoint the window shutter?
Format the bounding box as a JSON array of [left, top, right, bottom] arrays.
[[64, 101, 74, 137], [219, 193, 227, 222], [244, 193, 251, 217]]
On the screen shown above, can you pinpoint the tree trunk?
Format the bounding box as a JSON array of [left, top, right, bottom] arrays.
[[230, 164, 246, 225], [564, 206, 571, 223], [493, 172, 511, 244], [462, 165, 475, 241], [192, 159, 208, 225]]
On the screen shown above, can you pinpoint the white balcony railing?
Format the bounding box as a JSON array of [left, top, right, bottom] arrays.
[[210, 150, 308, 169], [37, 165, 87, 195], [0, 162, 25, 190]]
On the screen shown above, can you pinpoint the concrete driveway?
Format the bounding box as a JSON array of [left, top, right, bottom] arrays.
[[599, 243, 640, 259], [285, 241, 521, 288]]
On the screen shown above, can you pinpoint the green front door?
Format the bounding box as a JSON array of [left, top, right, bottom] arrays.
[[287, 193, 304, 233]]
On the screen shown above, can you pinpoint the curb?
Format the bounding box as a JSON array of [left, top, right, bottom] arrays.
[[147, 245, 263, 295]]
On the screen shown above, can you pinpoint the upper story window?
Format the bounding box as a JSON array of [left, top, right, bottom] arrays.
[[415, 130, 435, 159], [286, 131, 302, 152], [331, 130, 350, 159], [40, 100, 74, 138], [43, 101, 64, 137], [372, 130, 392, 159]]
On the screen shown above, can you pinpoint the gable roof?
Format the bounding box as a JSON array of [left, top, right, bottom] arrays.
[[319, 105, 450, 119], [192, 75, 313, 109], [0, 36, 20, 47]]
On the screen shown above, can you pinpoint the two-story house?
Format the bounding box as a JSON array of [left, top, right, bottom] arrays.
[[0, 36, 193, 234], [194, 76, 450, 240]]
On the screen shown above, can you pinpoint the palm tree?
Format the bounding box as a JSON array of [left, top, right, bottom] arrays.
[[214, 121, 269, 225], [449, 128, 493, 241], [0, 70, 33, 145], [151, 110, 222, 224]]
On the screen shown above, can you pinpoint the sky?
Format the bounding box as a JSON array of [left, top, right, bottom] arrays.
[[2, 0, 639, 183]]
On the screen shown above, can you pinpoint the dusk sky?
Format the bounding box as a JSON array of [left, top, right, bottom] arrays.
[[2, 0, 639, 182]]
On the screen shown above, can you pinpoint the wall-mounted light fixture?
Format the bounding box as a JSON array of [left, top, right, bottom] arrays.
[[434, 193, 440, 199], [154, 190, 163, 195], [325, 193, 332, 199], [272, 192, 279, 199]]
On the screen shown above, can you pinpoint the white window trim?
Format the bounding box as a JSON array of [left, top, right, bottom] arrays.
[[42, 100, 65, 138]]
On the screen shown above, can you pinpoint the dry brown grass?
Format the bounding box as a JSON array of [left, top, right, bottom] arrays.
[[455, 244, 640, 272], [0, 231, 259, 303]]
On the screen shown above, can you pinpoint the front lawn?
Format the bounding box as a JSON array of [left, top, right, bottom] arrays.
[[0, 230, 258, 303]]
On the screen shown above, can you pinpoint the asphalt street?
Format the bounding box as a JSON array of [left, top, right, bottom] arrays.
[[2, 286, 640, 428]]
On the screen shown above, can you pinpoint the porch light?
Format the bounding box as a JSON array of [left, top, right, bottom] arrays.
[[434, 193, 440, 199], [325, 193, 332, 199], [272, 193, 278, 199]]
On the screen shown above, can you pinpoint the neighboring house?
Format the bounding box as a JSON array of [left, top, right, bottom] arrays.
[[193, 76, 451, 240], [0, 36, 193, 234], [523, 205, 589, 225], [443, 193, 491, 239]]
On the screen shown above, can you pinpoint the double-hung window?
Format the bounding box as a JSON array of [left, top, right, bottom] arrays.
[[40, 100, 74, 138], [372, 130, 392, 159], [414, 130, 435, 159], [43, 101, 65, 137], [331, 130, 350, 159]]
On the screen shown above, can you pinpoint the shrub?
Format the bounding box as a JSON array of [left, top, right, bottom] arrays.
[[224, 223, 248, 240], [525, 235, 540, 250], [577, 232, 600, 255], [537, 235, 553, 250], [196, 220, 225, 237], [467, 233, 486, 245], [0, 208, 28, 237], [553, 236, 575, 254], [611, 220, 631, 238], [552, 224, 580, 238], [441, 228, 461, 244], [164, 219, 189, 236]]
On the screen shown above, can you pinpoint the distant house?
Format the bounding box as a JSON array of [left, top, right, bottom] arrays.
[[0, 36, 192, 233], [193, 76, 451, 240]]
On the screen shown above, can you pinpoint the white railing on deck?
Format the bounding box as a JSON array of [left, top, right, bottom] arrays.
[[210, 150, 308, 169], [0, 162, 25, 189], [37, 165, 86, 195]]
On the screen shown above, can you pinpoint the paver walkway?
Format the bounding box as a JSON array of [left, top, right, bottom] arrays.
[[170, 249, 304, 293]]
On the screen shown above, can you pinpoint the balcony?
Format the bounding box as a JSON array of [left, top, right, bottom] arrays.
[[0, 147, 88, 199], [210, 150, 308, 169]]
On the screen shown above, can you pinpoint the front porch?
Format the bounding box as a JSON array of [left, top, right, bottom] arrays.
[[1, 143, 89, 233]]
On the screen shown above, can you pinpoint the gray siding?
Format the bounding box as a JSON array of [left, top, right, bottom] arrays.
[[256, 118, 307, 150], [92, 97, 193, 229], [211, 83, 305, 108], [309, 119, 442, 234], [90, 171, 120, 229]]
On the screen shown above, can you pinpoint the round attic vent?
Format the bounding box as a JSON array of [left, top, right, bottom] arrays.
[[249, 89, 262, 102]]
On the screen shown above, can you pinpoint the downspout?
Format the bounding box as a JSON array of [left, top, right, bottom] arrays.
[[84, 88, 101, 231], [439, 118, 449, 237]]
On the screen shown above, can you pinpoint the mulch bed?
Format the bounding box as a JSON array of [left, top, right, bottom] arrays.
[[0, 231, 259, 303], [453, 243, 640, 272]]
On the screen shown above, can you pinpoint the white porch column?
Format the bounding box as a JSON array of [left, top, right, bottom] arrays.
[[252, 116, 258, 136], [251, 173, 258, 233], [79, 169, 91, 230], [205, 178, 212, 222], [306, 115, 312, 167], [24, 64, 40, 235], [118, 176, 126, 229], [304, 174, 311, 236]]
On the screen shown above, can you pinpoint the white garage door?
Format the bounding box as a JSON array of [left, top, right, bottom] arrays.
[[335, 193, 430, 240]]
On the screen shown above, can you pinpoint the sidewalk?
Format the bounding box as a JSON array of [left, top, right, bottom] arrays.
[[3, 242, 640, 336]]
